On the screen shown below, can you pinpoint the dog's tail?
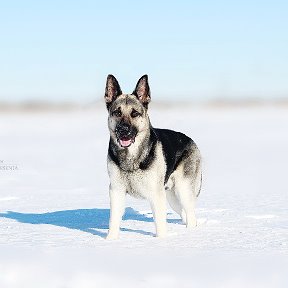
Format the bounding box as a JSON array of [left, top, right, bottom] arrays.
[[194, 155, 202, 198], [196, 171, 202, 197]]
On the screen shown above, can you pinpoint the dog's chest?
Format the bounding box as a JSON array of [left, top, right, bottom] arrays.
[[124, 167, 163, 199], [130, 154, 166, 197], [108, 143, 167, 199]]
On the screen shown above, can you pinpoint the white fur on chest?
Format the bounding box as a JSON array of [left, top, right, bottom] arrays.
[[107, 143, 166, 200]]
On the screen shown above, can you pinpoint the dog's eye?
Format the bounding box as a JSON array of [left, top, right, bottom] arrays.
[[131, 110, 141, 118], [112, 110, 122, 117]]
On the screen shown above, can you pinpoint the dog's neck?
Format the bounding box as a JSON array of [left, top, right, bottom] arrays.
[[109, 126, 157, 172]]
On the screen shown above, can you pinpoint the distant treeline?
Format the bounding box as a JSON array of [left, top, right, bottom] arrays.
[[0, 98, 288, 111]]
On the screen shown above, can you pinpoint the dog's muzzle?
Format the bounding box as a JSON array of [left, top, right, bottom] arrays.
[[115, 123, 137, 148]]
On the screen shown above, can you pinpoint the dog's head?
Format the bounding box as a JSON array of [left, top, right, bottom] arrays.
[[105, 75, 151, 148]]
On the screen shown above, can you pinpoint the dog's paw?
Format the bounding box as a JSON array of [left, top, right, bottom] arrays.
[[168, 231, 178, 237], [106, 233, 119, 240], [155, 231, 168, 238], [186, 219, 197, 229]]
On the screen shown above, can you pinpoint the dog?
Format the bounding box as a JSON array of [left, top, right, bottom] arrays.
[[104, 75, 202, 239]]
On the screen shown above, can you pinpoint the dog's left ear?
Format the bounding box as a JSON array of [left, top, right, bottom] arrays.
[[133, 75, 151, 108]]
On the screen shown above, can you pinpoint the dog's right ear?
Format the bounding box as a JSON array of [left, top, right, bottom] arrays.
[[105, 75, 122, 109]]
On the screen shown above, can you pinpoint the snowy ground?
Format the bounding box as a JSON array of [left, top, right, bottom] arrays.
[[0, 104, 287, 287]]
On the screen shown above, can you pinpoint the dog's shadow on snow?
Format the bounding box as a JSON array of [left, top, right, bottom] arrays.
[[0, 207, 181, 238]]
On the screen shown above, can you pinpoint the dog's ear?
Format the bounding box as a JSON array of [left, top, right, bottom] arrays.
[[105, 75, 122, 109], [133, 75, 151, 108]]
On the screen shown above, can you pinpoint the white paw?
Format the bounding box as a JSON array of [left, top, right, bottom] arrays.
[[155, 231, 168, 238], [168, 231, 178, 237], [106, 232, 119, 240], [186, 219, 197, 228]]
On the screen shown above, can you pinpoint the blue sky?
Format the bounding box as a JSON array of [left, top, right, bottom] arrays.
[[0, 0, 287, 103]]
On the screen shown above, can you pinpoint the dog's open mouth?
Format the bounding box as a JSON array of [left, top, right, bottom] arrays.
[[118, 137, 135, 148], [115, 124, 137, 148]]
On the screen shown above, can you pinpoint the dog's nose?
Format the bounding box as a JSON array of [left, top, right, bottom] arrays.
[[120, 123, 130, 132], [116, 122, 131, 135]]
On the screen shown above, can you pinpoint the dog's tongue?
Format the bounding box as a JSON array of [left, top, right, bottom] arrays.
[[120, 139, 132, 147]]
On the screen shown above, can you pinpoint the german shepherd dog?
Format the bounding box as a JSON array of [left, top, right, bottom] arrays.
[[105, 75, 202, 239]]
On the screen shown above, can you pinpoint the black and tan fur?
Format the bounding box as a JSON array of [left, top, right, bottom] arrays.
[[105, 75, 202, 239]]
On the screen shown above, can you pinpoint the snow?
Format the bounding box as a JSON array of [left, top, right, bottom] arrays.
[[0, 105, 287, 287]]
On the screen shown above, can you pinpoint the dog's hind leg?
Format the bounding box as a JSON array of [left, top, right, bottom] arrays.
[[180, 192, 197, 228], [174, 176, 197, 228], [174, 145, 201, 228], [166, 188, 187, 224]]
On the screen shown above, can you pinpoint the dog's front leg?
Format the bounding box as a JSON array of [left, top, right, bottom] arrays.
[[106, 185, 126, 240], [150, 190, 167, 237]]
